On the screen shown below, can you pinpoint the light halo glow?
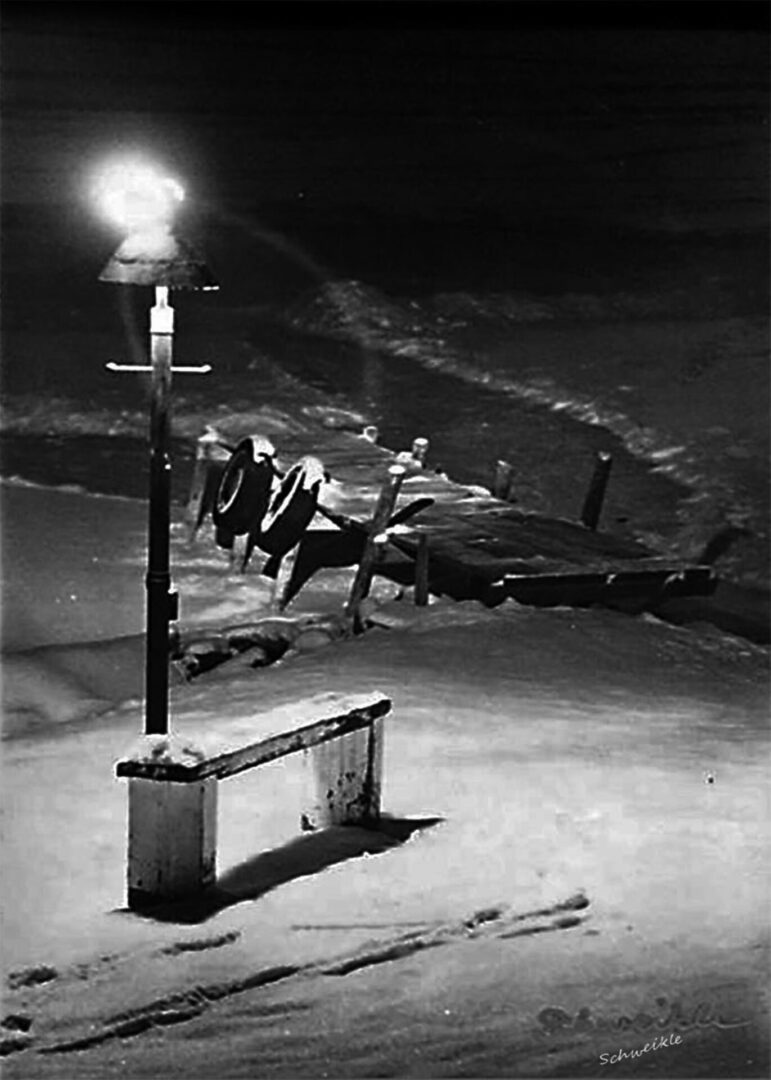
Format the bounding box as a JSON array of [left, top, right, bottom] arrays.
[[93, 158, 185, 233]]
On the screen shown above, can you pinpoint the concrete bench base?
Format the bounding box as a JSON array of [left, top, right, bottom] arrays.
[[128, 776, 218, 909], [303, 718, 383, 830], [117, 695, 390, 910]]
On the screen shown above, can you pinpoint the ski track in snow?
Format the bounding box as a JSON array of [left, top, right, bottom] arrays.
[[5, 895, 590, 1058]]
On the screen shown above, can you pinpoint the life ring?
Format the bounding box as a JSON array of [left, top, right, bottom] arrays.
[[212, 436, 276, 541], [256, 455, 325, 558]]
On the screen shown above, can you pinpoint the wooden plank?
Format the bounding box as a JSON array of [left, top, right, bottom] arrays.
[[388, 527, 713, 594], [428, 521, 645, 566], [116, 696, 392, 783], [277, 443, 389, 468], [498, 566, 716, 605], [461, 532, 641, 566], [431, 505, 648, 555], [390, 527, 614, 577]]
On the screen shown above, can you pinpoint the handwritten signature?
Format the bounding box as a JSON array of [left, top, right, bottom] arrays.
[[600, 1031, 682, 1065], [537, 996, 750, 1038]]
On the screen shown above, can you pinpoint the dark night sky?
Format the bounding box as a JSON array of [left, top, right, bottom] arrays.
[[2, 1, 768, 230]]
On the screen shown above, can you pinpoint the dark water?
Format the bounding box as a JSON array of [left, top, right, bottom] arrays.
[[248, 319, 687, 545], [0, 197, 688, 541], [0, 198, 766, 562], [1, 16, 768, 595]]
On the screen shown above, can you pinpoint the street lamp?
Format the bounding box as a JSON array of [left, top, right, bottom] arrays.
[[96, 159, 219, 736]]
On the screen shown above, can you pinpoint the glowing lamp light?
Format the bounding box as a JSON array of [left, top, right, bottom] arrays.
[[95, 159, 218, 291], [94, 160, 185, 234]]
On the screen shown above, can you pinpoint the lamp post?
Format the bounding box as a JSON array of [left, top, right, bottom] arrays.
[[96, 161, 219, 736]]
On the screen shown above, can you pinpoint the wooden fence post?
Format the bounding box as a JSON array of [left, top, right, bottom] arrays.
[[186, 428, 230, 542], [492, 459, 514, 501], [272, 541, 302, 612], [580, 451, 613, 531], [362, 425, 380, 444], [411, 437, 429, 466], [415, 533, 430, 606], [345, 465, 406, 630]]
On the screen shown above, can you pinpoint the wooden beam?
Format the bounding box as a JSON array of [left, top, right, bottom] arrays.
[[186, 428, 230, 542], [116, 696, 392, 783], [411, 437, 429, 466], [414, 533, 430, 606], [345, 465, 406, 629], [499, 565, 717, 605], [271, 540, 302, 611], [580, 451, 613, 531], [492, 460, 514, 501]]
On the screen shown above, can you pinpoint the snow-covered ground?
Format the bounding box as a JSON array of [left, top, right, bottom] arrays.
[[1, 488, 768, 1077]]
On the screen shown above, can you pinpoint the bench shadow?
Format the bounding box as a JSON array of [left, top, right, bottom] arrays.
[[130, 815, 444, 925]]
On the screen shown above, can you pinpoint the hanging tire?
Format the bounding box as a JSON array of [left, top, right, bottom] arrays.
[[212, 436, 275, 540], [256, 455, 325, 558]]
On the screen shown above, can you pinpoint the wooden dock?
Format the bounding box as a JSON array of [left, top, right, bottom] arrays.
[[204, 425, 716, 613]]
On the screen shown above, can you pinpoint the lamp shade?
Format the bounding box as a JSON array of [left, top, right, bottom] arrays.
[[99, 228, 219, 290]]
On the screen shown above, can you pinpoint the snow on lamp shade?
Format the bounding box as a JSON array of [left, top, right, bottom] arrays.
[[99, 230, 219, 290]]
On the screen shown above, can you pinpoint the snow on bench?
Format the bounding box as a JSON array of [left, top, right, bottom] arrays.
[[114, 693, 391, 910]]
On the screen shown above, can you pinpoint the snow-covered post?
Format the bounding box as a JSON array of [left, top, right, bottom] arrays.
[[186, 426, 230, 542], [411, 436, 429, 466], [303, 718, 384, 829], [362, 424, 380, 444], [493, 459, 514, 501]]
